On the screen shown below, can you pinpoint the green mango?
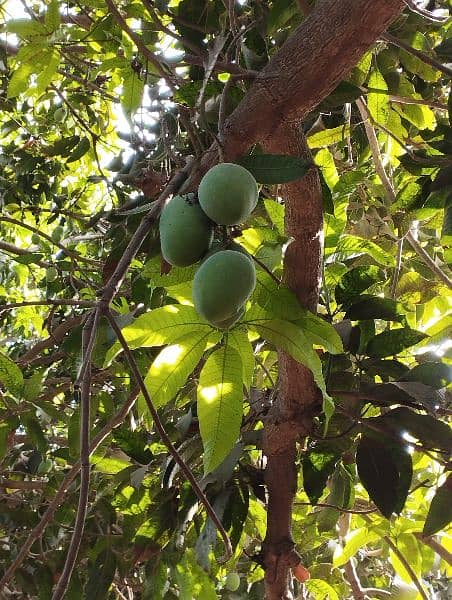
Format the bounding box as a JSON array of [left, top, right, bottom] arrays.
[[198, 163, 258, 225], [159, 194, 214, 267], [193, 250, 256, 325]]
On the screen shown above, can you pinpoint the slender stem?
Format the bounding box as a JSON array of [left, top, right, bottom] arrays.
[[0, 478, 47, 490], [295, 501, 376, 514], [384, 536, 429, 600], [0, 300, 96, 313], [51, 310, 99, 600], [403, 0, 449, 23], [0, 216, 99, 266], [382, 32, 452, 78], [0, 387, 139, 592], [105, 0, 176, 84], [344, 560, 366, 600], [390, 237, 404, 298], [413, 533, 452, 566], [406, 230, 452, 289], [105, 310, 233, 560]]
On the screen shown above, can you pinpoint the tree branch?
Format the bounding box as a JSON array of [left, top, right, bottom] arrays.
[[382, 32, 452, 77]]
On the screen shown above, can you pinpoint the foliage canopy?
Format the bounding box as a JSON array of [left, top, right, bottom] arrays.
[[0, 0, 451, 598]]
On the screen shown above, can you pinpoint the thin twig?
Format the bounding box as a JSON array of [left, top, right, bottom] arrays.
[[105, 0, 176, 84], [0, 387, 139, 592], [105, 310, 233, 560], [0, 478, 47, 490], [413, 533, 452, 566], [390, 237, 404, 298], [295, 501, 377, 515], [382, 32, 452, 78], [52, 310, 99, 600], [0, 240, 51, 269], [403, 0, 449, 23], [0, 299, 95, 313], [384, 536, 429, 600], [0, 216, 99, 266], [344, 560, 366, 600], [406, 230, 452, 289]]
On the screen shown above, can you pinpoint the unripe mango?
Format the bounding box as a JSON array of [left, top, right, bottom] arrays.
[[198, 163, 258, 225], [159, 194, 214, 267], [210, 305, 245, 330], [193, 250, 256, 325]]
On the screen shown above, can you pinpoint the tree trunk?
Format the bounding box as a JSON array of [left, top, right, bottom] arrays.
[[262, 123, 323, 600]]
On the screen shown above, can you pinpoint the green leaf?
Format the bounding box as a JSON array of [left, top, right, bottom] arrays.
[[333, 527, 379, 568], [121, 69, 144, 115], [7, 62, 35, 98], [237, 154, 312, 184], [302, 450, 338, 503], [23, 370, 46, 402], [227, 328, 255, 390], [423, 475, 452, 535], [35, 49, 60, 95], [367, 69, 389, 125], [366, 328, 427, 358], [66, 136, 90, 163], [318, 81, 362, 110], [264, 198, 285, 236], [345, 295, 407, 323], [308, 125, 351, 149], [198, 343, 244, 474], [249, 318, 333, 420], [0, 351, 24, 396], [141, 329, 215, 415], [104, 305, 209, 365], [305, 578, 339, 600], [335, 265, 384, 306], [293, 312, 343, 355], [399, 362, 452, 389], [371, 407, 452, 453], [44, 0, 61, 32], [356, 434, 412, 518], [335, 235, 395, 267], [5, 19, 47, 37]]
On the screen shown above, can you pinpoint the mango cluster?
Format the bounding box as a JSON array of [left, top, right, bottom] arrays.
[[158, 163, 259, 329]]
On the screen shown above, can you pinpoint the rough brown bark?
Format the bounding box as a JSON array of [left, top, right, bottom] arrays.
[[205, 0, 405, 167], [262, 124, 323, 600]]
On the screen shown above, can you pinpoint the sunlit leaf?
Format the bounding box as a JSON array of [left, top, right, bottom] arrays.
[[198, 343, 244, 474]]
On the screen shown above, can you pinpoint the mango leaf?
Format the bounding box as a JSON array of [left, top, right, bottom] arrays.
[[5, 19, 47, 37], [227, 328, 255, 390], [7, 62, 35, 98], [302, 450, 338, 503], [121, 69, 145, 115], [370, 407, 452, 453], [0, 351, 24, 397], [366, 328, 427, 358], [35, 49, 60, 95], [367, 69, 389, 125], [104, 305, 209, 365], [66, 136, 90, 163], [335, 235, 395, 267], [335, 265, 384, 307], [356, 434, 412, 518], [293, 312, 343, 355], [305, 578, 339, 600], [423, 475, 452, 535], [399, 362, 452, 389], [333, 527, 379, 567], [264, 198, 285, 236], [308, 125, 351, 149], [389, 533, 422, 583], [140, 329, 216, 418], [198, 344, 244, 474], [249, 318, 334, 421], [318, 80, 362, 110], [237, 154, 312, 184], [345, 295, 407, 323], [44, 0, 61, 32]]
